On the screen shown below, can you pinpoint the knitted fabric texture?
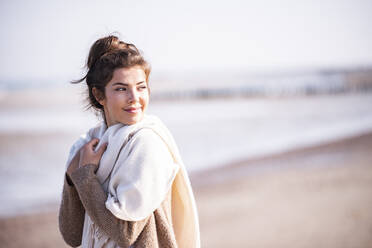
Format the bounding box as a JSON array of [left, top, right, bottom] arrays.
[[63, 114, 200, 248]]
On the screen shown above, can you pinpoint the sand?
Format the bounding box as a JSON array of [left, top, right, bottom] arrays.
[[1, 132, 372, 248]]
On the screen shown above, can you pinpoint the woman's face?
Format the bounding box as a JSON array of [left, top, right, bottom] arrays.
[[95, 66, 149, 126]]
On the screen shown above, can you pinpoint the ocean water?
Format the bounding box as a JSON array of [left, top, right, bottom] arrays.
[[0, 92, 372, 216]]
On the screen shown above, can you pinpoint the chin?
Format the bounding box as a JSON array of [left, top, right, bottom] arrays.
[[123, 115, 143, 125]]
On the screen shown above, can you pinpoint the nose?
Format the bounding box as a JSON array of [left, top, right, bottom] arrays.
[[127, 88, 139, 103]]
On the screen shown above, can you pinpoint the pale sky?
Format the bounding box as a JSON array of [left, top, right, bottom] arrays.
[[0, 0, 372, 82]]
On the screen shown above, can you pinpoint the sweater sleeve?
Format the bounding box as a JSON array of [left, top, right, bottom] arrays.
[[58, 174, 86, 247], [70, 164, 152, 247]]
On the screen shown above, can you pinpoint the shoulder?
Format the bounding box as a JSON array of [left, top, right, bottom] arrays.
[[119, 127, 176, 167], [129, 128, 169, 152]]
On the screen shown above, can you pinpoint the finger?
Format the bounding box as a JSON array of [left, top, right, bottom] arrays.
[[87, 138, 99, 150], [90, 138, 100, 145], [96, 143, 108, 156]]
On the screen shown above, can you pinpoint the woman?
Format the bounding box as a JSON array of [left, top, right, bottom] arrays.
[[58, 35, 200, 248]]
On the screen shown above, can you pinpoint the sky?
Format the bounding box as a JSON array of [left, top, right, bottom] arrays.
[[0, 0, 372, 82]]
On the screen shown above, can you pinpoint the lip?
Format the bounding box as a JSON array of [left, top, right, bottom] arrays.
[[124, 107, 141, 113]]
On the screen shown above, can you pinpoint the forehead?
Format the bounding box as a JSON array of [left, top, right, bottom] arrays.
[[109, 67, 146, 85]]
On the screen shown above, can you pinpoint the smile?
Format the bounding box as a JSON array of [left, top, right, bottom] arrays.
[[124, 107, 141, 114]]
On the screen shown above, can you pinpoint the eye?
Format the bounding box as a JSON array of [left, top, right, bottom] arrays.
[[138, 85, 147, 90], [115, 87, 126, 91]]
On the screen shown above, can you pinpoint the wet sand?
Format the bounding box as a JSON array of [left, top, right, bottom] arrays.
[[193, 132, 372, 247], [1, 132, 372, 247]]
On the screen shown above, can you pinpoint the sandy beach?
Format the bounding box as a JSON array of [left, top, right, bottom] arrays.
[[1, 1, 372, 246], [0, 131, 371, 247], [193, 131, 372, 247]]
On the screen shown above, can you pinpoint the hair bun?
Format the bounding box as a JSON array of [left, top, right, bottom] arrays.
[[87, 35, 138, 69]]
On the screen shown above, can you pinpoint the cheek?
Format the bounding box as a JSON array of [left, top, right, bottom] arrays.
[[106, 93, 124, 109], [141, 94, 149, 107]]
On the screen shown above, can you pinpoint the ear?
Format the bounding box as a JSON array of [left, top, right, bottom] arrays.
[[92, 87, 105, 105]]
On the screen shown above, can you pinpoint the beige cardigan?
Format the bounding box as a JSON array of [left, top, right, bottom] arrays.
[[59, 164, 178, 247], [59, 115, 200, 248]]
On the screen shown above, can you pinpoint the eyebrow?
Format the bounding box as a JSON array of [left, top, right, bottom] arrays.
[[112, 81, 145, 86]]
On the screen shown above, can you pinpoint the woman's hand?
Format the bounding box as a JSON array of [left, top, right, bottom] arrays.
[[66, 138, 107, 179], [79, 138, 108, 172]]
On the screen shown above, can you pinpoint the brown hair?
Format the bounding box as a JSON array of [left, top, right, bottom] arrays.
[[72, 35, 151, 112]]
